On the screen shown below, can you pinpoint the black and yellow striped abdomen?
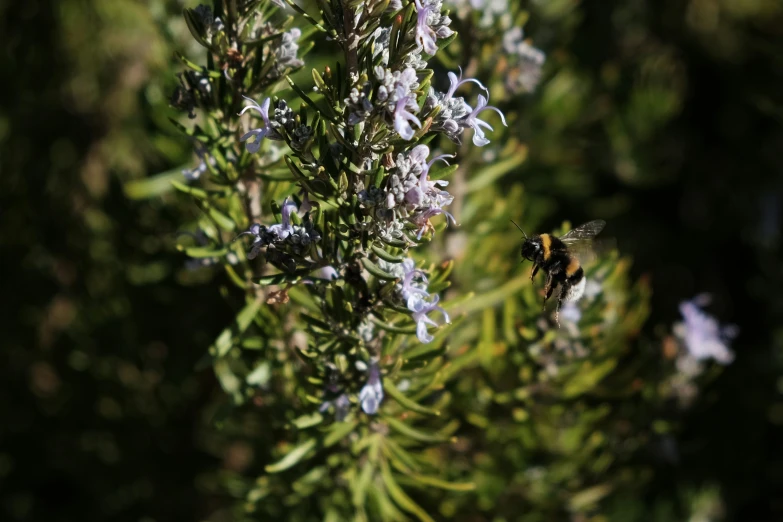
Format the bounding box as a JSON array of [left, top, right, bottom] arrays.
[[540, 233, 553, 260]]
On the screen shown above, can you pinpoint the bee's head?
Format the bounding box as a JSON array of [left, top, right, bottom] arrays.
[[511, 220, 538, 262], [520, 238, 540, 261]]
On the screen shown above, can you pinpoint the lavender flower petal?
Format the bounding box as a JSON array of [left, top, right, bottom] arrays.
[[239, 96, 273, 153]]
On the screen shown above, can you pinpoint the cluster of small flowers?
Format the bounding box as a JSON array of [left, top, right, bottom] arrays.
[[449, 0, 509, 27], [668, 294, 738, 406], [413, 0, 454, 55], [343, 0, 456, 139], [375, 66, 423, 140], [377, 257, 450, 343], [273, 28, 304, 73], [228, 3, 481, 422], [359, 145, 455, 240], [236, 198, 320, 260], [237, 9, 304, 74], [425, 70, 507, 146], [502, 27, 546, 94], [675, 294, 738, 365], [342, 1, 510, 150]]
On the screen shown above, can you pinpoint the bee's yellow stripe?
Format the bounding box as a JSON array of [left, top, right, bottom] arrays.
[[541, 234, 552, 260], [565, 257, 581, 277]]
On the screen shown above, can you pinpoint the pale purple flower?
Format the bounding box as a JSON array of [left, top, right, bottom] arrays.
[[414, 0, 438, 55], [268, 197, 298, 239], [375, 258, 450, 343], [464, 94, 507, 147], [397, 259, 450, 343], [410, 207, 456, 239], [234, 223, 276, 260], [394, 95, 422, 140], [408, 143, 431, 166], [378, 145, 457, 239], [502, 27, 546, 94], [424, 68, 491, 143], [414, 0, 453, 56], [404, 152, 454, 207], [239, 96, 273, 153], [404, 50, 428, 71], [275, 28, 304, 70], [375, 67, 422, 140], [234, 197, 320, 260], [677, 294, 738, 365], [359, 361, 384, 414], [400, 258, 429, 299], [511, 42, 546, 94], [404, 150, 457, 238], [376, 67, 420, 101], [444, 69, 487, 102], [408, 293, 450, 344]]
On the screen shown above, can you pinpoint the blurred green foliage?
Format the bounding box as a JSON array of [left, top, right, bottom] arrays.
[[1, 0, 782, 521]]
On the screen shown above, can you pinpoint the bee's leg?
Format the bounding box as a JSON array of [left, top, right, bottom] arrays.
[[530, 264, 539, 281], [554, 285, 569, 327], [542, 274, 555, 310]]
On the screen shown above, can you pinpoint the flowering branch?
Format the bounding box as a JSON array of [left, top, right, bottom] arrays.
[[164, 0, 515, 516]]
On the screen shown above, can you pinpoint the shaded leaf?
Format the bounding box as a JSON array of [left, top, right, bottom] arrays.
[[265, 438, 317, 473]]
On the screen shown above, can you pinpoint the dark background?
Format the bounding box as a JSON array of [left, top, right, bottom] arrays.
[[2, 0, 782, 520]]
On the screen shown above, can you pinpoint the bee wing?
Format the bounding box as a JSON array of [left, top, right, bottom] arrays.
[[565, 237, 617, 266], [559, 220, 606, 243]]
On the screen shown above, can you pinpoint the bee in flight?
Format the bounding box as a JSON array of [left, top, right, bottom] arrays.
[[511, 220, 607, 325]]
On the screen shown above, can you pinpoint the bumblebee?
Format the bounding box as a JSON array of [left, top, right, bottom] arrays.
[[512, 220, 606, 324]]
